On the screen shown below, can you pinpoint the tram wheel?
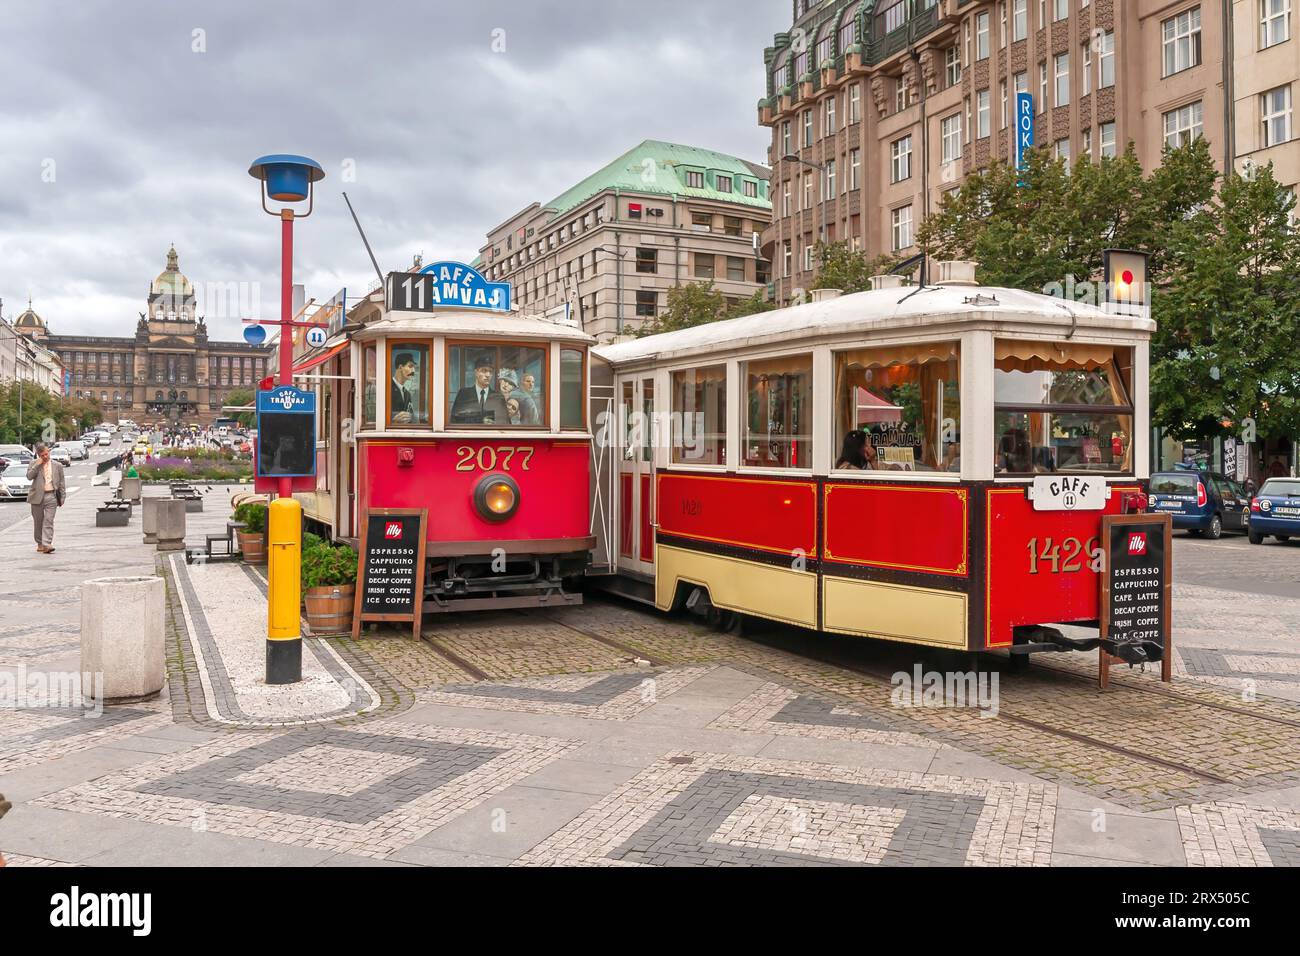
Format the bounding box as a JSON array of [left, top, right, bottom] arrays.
[[705, 607, 744, 635]]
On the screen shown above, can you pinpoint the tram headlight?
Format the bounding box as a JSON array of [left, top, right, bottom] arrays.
[[474, 474, 519, 522]]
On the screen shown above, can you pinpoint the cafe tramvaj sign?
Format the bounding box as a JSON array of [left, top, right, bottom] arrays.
[[388, 261, 512, 314]]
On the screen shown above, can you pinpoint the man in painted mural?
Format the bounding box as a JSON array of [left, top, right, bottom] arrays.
[[451, 358, 510, 425]]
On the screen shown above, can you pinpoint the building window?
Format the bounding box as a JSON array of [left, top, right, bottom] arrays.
[[636, 247, 657, 274], [1082, 40, 1092, 96], [803, 240, 815, 271], [1262, 85, 1294, 147], [895, 78, 909, 112], [941, 113, 963, 163], [825, 95, 837, 132], [783, 241, 792, 277], [849, 147, 861, 189], [835, 343, 961, 472], [727, 256, 747, 282], [803, 109, 814, 146], [1054, 0, 1068, 21], [1262, 0, 1291, 48], [783, 180, 792, 215], [724, 216, 743, 237], [1054, 52, 1070, 106], [1098, 29, 1115, 87], [892, 205, 913, 251], [742, 354, 813, 469], [1163, 7, 1202, 77], [716, 174, 733, 194], [1164, 101, 1204, 148], [1082, 127, 1093, 160], [782, 121, 792, 155], [742, 180, 758, 198], [976, 11, 990, 59], [635, 291, 658, 317], [1039, 61, 1048, 113], [803, 173, 814, 209], [1000, 80, 1009, 128], [891, 135, 913, 182], [692, 212, 712, 232], [671, 366, 727, 465], [824, 159, 836, 198], [1013, 0, 1028, 40], [694, 254, 716, 279], [977, 89, 991, 138], [1055, 138, 1071, 166], [945, 45, 961, 86], [685, 170, 705, 189], [849, 84, 862, 123]]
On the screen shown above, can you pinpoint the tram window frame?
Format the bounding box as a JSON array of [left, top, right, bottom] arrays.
[[444, 339, 550, 430], [993, 341, 1136, 477], [833, 342, 962, 475], [560, 347, 587, 431], [670, 365, 727, 467], [360, 343, 377, 429], [740, 353, 814, 471], [385, 340, 432, 430]]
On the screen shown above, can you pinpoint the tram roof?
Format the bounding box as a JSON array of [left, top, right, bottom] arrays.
[[356, 307, 596, 345], [594, 284, 1153, 366]]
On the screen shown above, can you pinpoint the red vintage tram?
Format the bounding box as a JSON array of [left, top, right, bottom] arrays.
[[291, 263, 595, 612], [589, 261, 1157, 663]]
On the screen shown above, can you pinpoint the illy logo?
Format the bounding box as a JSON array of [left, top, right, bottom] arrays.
[[384, 522, 402, 540], [1127, 533, 1148, 556]]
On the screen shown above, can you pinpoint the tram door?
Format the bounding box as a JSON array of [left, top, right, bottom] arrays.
[[617, 375, 656, 576]]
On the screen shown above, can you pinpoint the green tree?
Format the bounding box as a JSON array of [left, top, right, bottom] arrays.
[[811, 241, 901, 294], [635, 282, 774, 338], [224, 388, 257, 428], [1152, 161, 1300, 446], [0, 382, 102, 445]]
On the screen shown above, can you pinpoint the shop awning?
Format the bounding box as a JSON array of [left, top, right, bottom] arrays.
[[292, 341, 348, 377]]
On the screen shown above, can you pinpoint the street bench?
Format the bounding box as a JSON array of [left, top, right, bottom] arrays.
[[188, 520, 244, 565], [96, 500, 131, 528]]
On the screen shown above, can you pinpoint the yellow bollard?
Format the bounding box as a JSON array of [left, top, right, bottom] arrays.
[[265, 497, 302, 684]]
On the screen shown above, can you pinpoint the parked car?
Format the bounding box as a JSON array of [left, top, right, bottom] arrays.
[[1248, 478, 1300, 545], [48, 447, 72, 467], [56, 440, 87, 461], [0, 462, 33, 500], [1148, 470, 1251, 540]]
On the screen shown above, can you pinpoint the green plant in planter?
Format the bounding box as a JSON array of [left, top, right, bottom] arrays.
[[232, 502, 268, 534], [302, 543, 358, 590]]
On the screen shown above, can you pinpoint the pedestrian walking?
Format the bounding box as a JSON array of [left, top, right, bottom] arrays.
[[26, 442, 67, 554]]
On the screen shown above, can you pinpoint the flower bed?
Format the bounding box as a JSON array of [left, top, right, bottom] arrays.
[[135, 455, 252, 482]]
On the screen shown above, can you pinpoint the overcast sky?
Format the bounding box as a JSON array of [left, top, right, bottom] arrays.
[[0, 0, 787, 340]]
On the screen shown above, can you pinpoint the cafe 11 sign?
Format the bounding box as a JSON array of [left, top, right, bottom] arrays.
[[389, 261, 512, 314]]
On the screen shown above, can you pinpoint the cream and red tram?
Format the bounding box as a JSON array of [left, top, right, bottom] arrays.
[[292, 273, 596, 611], [589, 265, 1155, 661]]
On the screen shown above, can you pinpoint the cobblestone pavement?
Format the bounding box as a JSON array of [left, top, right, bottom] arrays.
[[3, 496, 1299, 866]]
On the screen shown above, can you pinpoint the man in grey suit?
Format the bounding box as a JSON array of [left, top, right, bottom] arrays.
[[27, 442, 66, 554]]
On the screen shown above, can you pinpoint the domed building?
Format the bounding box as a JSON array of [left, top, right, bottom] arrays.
[[19, 246, 273, 425]]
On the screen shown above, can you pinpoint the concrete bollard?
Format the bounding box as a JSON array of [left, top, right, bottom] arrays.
[[119, 476, 142, 504], [155, 499, 186, 552], [81, 575, 165, 704], [141, 496, 161, 544]]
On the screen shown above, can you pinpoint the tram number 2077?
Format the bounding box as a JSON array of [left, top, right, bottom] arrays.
[[1026, 536, 1104, 575], [455, 445, 535, 473]]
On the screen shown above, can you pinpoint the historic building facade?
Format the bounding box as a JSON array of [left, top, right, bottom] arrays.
[[479, 140, 772, 343], [15, 247, 273, 425], [759, 0, 1297, 306]]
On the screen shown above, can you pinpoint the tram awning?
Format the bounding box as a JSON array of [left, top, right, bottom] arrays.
[[291, 341, 348, 376]]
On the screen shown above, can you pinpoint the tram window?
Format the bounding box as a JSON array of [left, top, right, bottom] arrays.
[[993, 342, 1134, 475], [560, 348, 585, 429], [387, 342, 430, 427], [361, 344, 377, 428], [834, 343, 961, 473], [742, 355, 812, 469], [447, 342, 547, 428], [671, 366, 726, 465]]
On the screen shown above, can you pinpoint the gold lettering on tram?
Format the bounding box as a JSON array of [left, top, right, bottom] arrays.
[[455, 446, 535, 473]]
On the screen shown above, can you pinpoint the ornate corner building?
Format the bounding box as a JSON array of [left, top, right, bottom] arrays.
[[15, 246, 273, 425], [760, 0, 1297, 306]]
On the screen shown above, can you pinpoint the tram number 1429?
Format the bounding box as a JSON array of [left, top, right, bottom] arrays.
[[1026, 536, 1104, 575], [455, 445, 535, 473]]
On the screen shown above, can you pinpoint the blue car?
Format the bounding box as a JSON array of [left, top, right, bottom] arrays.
[[1249, 478, 1300, 545], [1148, 471, 1251, 540]]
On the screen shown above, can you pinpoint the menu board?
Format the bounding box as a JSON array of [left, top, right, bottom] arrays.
[[1099, 513, 1173, 686], [352, 509, 428, 639]]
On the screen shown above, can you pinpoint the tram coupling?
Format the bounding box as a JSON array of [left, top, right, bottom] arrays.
[[1010, 625, 1164, 666]]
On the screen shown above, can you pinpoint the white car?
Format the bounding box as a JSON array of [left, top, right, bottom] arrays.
[[97, 434, 112, 446], [57, 441, 88, 461], [0, 462, 33, 500], [49, 448, 72, 466]]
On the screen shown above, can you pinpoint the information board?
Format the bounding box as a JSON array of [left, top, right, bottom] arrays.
[[256, 386, 316, 479], [352, 508, 427, 639], [1099, 513, 1173, 686]]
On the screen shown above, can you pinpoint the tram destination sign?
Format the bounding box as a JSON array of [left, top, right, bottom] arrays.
[[352, 508, 428, 640], [388, 261, 512, 314], [1099, 513, 1173, 686]]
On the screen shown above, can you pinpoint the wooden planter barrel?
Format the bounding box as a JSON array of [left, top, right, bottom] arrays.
[[304, 583, 355, 635], [237, 531, 266, 564]]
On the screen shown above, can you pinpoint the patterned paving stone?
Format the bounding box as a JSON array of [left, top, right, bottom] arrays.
[[0, 703, 173, 775], [517, 753, 1056, 867], [34, 719, 581, 859], [423, 614, 631, 679], [419, 666, 712, 720], [0, 853, 77, 867], [1180, 648, 1300, 686], [1176, 802, 1300, 867], [710, 681, 941, 748]]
